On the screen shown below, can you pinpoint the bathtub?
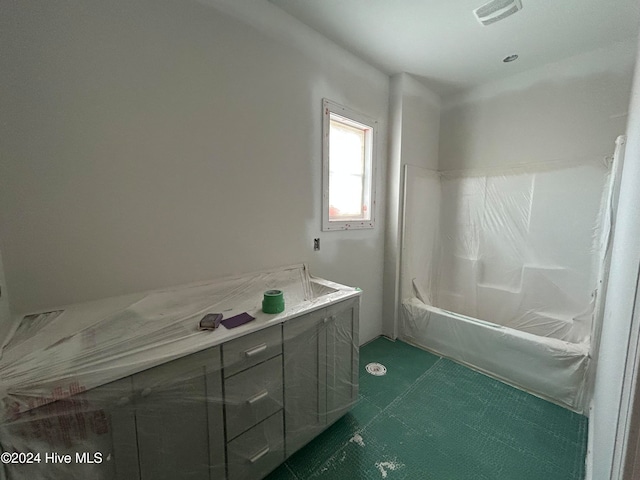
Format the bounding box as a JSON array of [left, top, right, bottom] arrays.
[[401, 297, 590, 413]]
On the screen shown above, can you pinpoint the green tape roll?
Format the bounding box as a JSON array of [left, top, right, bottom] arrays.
[[262, 289, 285, 314]]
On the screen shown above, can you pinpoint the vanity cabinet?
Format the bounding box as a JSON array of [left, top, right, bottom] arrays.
[[283, 297, 359, 456], [0, 348, 225, 480], [1, 297, 358, 480], [86, 347, 225, 480], [87, 377, 139, 480], [283, 307, 328, 454], [324, 299, 359, 425], [132, 347, 225, 480]]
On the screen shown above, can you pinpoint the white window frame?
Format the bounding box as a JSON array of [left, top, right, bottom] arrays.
[[322, 98, 377, 231]]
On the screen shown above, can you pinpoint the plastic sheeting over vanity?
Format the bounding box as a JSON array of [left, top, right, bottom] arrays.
[[0, 265, 361, 479]]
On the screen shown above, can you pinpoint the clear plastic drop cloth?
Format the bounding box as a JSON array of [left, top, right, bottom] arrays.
[[401, 138, 625, 412], [401, 299, 590, 411], [0, 264, 361, 479]]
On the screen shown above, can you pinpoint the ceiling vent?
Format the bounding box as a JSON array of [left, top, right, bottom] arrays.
[[474, 0, 523, 26]]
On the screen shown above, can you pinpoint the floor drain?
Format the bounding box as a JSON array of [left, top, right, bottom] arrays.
[[365, 362, 387, 376]]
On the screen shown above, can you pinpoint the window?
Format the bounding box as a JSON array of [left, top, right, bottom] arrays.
[[322, 99, 377, 231]]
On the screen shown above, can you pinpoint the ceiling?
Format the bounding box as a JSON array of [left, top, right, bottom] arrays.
[[268, 0, 640, 97]]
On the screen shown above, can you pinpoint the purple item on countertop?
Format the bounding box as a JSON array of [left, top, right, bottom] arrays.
[[221, 312, 255, 329]]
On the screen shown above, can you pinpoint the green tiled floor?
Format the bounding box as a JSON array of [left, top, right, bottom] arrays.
[[267, 337, 588, 480]]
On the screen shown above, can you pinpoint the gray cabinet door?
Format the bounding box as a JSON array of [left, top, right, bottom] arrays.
[[94, 376, 140, 479], [204, 350, 226, 480], [133, 347, 224, 480], [0, 377, 138, 480], [325, 298, 359, 425], [283, 307, 327, 456]]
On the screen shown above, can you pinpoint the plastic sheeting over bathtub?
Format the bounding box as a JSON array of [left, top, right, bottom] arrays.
[[403, 159, 613, 344], [400, 140, 624, 413], [402, 298, 590, 411]]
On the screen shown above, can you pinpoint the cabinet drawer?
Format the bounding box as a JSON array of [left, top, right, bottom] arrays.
[[227, 411, 285, 480], [223, 325, 282, 377], [225, 355, 283, 440]]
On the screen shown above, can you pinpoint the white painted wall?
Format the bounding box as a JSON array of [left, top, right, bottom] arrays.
[[399, 75, 441, 172], [381, 75, 404, 339], [382, 73, 440, 338], [591, 38, 640, 480], [440, 40, 636, 172], [0, 0, 389, 344]]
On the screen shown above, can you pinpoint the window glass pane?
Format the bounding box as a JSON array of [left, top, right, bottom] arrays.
[[329, 119, 365, 176], [329, 173, 364, 219], [328, 115, 369, 221]]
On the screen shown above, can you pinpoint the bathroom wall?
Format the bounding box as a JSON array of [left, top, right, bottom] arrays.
[[439, 40, 636, 172], [398, 75, 441, 172], [0, 0, 389, 344], [382, 73, 440, 337], [590, 38, 640, 480]]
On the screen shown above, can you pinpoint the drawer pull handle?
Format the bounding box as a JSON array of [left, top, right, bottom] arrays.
[[247, 390, 269, 405], [141, 387, 152, 398], [117, 396, 130, 406], [248, 446, 270, 464], [244, 343, 267, 357]]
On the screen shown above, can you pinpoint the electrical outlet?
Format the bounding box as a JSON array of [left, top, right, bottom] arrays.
[[314, 238, 320, 251]]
